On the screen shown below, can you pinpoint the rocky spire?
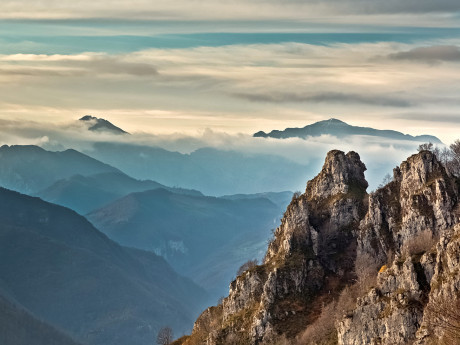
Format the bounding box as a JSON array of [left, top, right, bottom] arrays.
[[180, 149, 460, 345], [185, 150, 369, 345]]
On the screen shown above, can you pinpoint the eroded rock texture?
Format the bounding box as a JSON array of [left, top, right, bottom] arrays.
[[179, 150, 460, 345]]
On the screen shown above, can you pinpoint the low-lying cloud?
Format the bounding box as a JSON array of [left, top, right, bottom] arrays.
[[0, 117, 433, 191], [388, 45, 460, 63], [234, 91, 412, 107]]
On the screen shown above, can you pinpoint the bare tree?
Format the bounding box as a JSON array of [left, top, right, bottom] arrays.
[[418, 142, 434, 152], [439, 147, 451, 167], [448, 140, 460, 176], [354, 252, 380, 294], [378, 173, 393, 189], [425, 294, 460, 345], [236, 259, 258, 276], [157, 326, 173, 345]]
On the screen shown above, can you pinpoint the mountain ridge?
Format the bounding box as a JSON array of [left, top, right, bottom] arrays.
[[0, 187, 207, 345], [254, 118, 442, 143], [36, 171, 203, 214], [0, 144, 120, 194], [87, 188, 287, 299]]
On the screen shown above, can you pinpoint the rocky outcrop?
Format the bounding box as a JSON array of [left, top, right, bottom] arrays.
[[338, 225, 460, 345], [358, 150, 458, 266], [337, 150, 460, 345], [179, 150, 460, 345], [184, 150, 368, 345]]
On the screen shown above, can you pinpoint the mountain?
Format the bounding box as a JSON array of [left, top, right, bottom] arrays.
[[254, 118, 442, 143], [85, 143, 310, 196], [0, 187, 207, 345], [36, 171, 202, 214], [0, 293, 82, 345], [79, 115, 128, 134], [0, 145, 119, 194], [87, 189, 286, 299], [177, 149, 460, 345], [220, 191, 293, 210]]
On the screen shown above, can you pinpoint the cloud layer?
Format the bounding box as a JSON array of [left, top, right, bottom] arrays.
[[0, 116, 428, 192], [388, 45, 460, 63], [1, 40, 460, 143], [2, 0, 460, 20]]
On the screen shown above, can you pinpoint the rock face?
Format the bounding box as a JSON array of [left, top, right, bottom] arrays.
[[183, 150, 368, 344], [179, 150, 460, 345], [338, 225, 460, 345], [358, 150, 458, 266]]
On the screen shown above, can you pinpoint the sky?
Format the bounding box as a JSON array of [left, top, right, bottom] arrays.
[[1, 0, 460, 145]]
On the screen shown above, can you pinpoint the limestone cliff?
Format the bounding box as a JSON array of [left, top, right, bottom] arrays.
[[358, 150, 458, 265], [177, 150, 460, 345]]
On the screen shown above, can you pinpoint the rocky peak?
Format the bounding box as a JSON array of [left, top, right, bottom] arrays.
[[305, 150, 368, 200], [184, 150, 370, 345], [397, 150, 450, 190], [179, 149, 460, 345], [358, 150, 458, 265]]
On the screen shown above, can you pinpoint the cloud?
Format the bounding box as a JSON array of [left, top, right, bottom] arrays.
[[1, 41, 460, 144], [234, 91, 412, 107], [0, 116, 426, 189], [0, 54, 158, 77], [1, 0, 460, 21], [388, 45, 460, 63]]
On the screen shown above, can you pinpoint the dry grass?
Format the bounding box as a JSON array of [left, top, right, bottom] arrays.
[[402, 230, 437, 257], [296, 301, 338, 345]]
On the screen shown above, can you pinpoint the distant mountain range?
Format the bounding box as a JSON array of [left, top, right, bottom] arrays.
[[254, 118, 442, 143], [0, 145, 119, 194], [79, 115, 128, 134], [0, 144, 292, 301], [36, 171, 202, 214], [85, 143, 309, 196], [0, 144, 308, 197], [87, 188, 289, 299], [0, 187, 207, 345]]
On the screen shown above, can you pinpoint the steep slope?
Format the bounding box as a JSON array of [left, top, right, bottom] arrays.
[[339, 151, 460, 345], [181, 150, 369, 344], [0, 187, 207, 345], [179, 150, 460, 345], [0, 145, 118, 194], [85, 143, 310, 196], [36, 171, 202, 214], [254, 118, 441, 143], [87, 189, 285, 299], [0, 293, 83, 345]]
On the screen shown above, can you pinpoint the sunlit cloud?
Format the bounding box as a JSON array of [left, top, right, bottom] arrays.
[[1, 40, 460, 144]]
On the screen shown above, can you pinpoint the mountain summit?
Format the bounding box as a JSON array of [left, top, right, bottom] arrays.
[[254, 118, 442, 143], [79, 115, 128, 134]]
